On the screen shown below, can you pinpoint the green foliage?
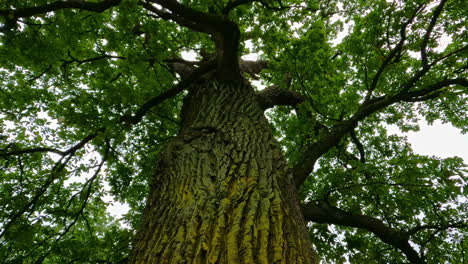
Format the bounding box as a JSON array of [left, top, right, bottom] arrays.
[[0, 0, 466, 263]]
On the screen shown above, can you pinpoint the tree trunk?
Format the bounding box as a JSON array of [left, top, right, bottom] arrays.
[[129, 80, 317, 264]]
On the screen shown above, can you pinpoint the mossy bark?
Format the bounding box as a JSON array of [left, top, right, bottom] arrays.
[[129, 80, 317, 264]]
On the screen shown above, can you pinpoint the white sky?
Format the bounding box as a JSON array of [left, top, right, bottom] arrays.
[[390, 121, 468, 162]]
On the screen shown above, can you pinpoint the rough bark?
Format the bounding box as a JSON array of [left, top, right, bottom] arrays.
[[129, 80, 317, 263]]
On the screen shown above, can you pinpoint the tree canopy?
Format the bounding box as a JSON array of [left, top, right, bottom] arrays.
[[0, 0, 467, 263]]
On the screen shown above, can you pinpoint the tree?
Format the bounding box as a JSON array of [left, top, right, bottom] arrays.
[[0, 0, 466, 263]]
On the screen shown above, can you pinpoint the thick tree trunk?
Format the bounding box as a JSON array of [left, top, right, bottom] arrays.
[[129, 80, 317, 263]]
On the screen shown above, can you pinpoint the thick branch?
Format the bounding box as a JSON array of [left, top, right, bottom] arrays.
[[152, 0, 223, 32], [0, 147, 65, 157], [302, 200, 425, 264], [402, 78, 467, 101], [140, 1, 212, 34], [293, 120, 355, 187], [349, 129, 365, 163], [355, 78, 467, 122], [240, 60, 268, 79], [214, 20, 241, 81], [0, 0, 120, 19], [256, 85, 305, 109], [164, 58, 198, 79]]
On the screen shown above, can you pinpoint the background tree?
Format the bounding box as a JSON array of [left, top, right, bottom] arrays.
[[0, 0, 466, 263]]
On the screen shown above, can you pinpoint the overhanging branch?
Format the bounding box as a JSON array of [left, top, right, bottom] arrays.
[[293, 120, 355, 187], [302, 200, 425, 264], [0, 0, 120, 30], [34, 143, 109, 263], [0, 0, 120, 18]]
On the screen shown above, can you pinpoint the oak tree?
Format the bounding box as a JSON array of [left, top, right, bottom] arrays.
[[0, 0, 467, 263]]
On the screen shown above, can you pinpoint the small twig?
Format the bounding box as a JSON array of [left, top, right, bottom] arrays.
[[27, 65, 52, 82]]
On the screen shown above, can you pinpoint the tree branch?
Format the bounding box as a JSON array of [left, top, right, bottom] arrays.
[[363, 4, 424, 103], [0, 147, 65, 157], [240, 60, 268, 79], [34, 143, 109, 263], [408, 222, 467, 237], [27, 65, 53, 82], [148, 0, 223, 33], [0, 0, 120, 30], [121, 60, 217, 125], [61, 53, 125, 68], [293, 120, 355, 187], [293, 77, 467, 187], [420, 0, 448, 68], [354, 78, 467, 122], [164, 58, 199, 78], [139, 1, 212, 34], [256, 85, 305, 109], [402, 78, 468, 101], [350, 129, 365, 163], [302, 200, 426, 264], [430, 44, 468, 66]]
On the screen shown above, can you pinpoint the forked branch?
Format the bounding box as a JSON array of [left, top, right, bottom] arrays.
[[140, 0, 241, 80]]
